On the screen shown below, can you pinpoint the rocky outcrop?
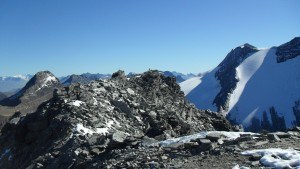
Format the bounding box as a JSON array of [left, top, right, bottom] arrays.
[[0, 70, 233, 169], [276, 37, 300, 63]]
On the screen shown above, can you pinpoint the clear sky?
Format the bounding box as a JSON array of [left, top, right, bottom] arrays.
[[0, 0, 299, 77]]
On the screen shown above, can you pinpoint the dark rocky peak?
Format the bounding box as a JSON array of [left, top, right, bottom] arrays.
[[111, 70, 126, 80], [162, 71, 185, 83], [18, 71, 59, 93], [213, 44, 258, 112], [127, 72, 137, 77], [81, 73, 111, 80], [62, 74, 90, 86], [217, 43, 258, 68], [276, 37, 300, 63]]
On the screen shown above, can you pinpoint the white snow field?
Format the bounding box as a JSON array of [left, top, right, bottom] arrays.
[[179, 76, 202, 95], [183, 68, 221, 112]]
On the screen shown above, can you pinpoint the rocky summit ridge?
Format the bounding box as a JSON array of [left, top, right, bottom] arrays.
[[0, 70, 233, 169]]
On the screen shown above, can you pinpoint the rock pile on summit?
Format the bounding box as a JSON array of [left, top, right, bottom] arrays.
[[0, 70, 233, 169]]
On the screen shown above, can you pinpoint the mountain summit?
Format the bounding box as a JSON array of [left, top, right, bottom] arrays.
[[0, 70, 233, 168], [181, 37, 300, 131]]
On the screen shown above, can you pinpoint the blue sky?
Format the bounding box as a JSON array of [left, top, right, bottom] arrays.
[[0, 0, 299, 77]]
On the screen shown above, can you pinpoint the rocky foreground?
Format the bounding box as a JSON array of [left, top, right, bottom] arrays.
[[0, 70, 299, 169], [0, 70, 233, 169]]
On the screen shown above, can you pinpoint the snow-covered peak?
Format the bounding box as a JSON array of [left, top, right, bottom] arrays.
[[182, 37, 300, 131]]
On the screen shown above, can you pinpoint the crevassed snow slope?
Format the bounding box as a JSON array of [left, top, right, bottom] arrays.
[[185, 68, 221, 112], [228, 48, 300, 127], [179, 76, 202, 95]]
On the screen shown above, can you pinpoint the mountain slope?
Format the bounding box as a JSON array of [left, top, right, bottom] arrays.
[[0, 71, 61, 128], [0, 71, 60, 107], [62, 74, 91, 86], [181, 37, 300, 131]]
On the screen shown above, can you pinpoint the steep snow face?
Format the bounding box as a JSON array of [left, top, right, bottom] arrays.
[[185, 68, 221, 112], [182, 40, 300, 130], [227, 49, 270, 114], [179, 76, 202, 95], [228, 48, 300, 127]]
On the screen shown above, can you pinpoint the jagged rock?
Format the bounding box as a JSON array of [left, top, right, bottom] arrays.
[[109, 131, 128, 148], [249, 153, 262, 161], [142, 136, 158, 147], [111, 70, 126, 80], [206, 132, 225, 142], [267, 133, 281, 142], [198, 139, 213, 151], [184, 142, 199, 149], [271, 132, 291, 138]]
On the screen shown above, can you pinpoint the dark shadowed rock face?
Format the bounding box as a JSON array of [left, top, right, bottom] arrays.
[[0, 70, 233, 169], [214, 44, 259, 112], [276, 37, 300, 63], [0, 92, 6, 102]]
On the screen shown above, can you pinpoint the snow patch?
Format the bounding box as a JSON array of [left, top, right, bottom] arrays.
[[242, 148, 300, 169], [126, 88, 135, 95], [36, 75, 57, 91], [232, 165, 250, 169], [92, 97, 98, 106], [69, 100, 85, 107], [73, 120, 118, 136]]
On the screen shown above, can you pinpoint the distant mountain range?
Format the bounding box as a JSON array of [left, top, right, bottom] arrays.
[[0, 75, 33, 95], [180, 37, 300, 131], [0, 71, 195, 93]]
